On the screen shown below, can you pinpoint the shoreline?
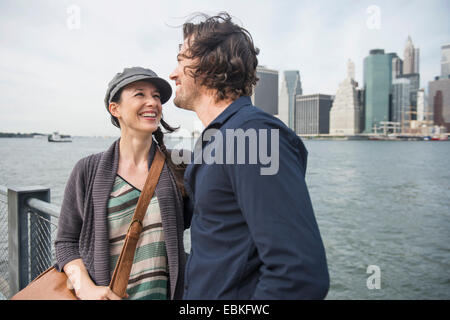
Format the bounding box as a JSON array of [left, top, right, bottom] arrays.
[[299, 133, 450, 141]]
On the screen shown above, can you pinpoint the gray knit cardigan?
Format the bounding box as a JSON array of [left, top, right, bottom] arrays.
[[54, 139, 188, 300]]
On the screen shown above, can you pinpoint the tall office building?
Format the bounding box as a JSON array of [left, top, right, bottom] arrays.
[[403, 36, 420, 75], [251, 65, 278, 115], [416, 89, 428, 122], [356, 88, 365, 133], [414, 48, 420, 75], [295, 94, 333, 135], [329, 59, 361, 135], [391, 78, 411, 124], [391, 55, 403, 79], [441, 44, 450, 78], [399, 73, 420, 120], [363, 49, 393, 133], [278, 78, 289, 126], [280, 70, 303, 130], [429, 77, 450, 131]]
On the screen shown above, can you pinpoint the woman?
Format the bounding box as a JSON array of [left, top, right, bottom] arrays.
[[55, 67, 190, 300]]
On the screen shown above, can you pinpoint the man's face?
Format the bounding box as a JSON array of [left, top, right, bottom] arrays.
[[169, 39, 201, 111]]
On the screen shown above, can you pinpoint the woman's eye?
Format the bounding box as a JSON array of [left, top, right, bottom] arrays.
[[135, 92, 144, 97], [154, 95, 161, 99]]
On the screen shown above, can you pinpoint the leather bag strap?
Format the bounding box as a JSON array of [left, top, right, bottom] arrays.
[[109, 148, 165, 298]]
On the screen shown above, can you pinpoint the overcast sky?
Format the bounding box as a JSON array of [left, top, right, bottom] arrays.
[[1, 0, 449, 136]]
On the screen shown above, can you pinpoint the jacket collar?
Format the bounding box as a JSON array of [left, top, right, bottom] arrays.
[[204, 96, 252, 131]]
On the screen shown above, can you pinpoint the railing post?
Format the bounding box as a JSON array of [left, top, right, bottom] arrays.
[[8, 186, 50, 296]]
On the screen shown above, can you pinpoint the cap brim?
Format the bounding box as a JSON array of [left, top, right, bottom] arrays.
[[107, 74, 172, 106]]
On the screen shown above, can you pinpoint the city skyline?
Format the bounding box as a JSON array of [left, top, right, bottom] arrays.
[[0, 0, 449, 136]]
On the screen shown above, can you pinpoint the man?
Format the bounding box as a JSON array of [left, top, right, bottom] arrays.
[[169, 12, 329, 300]]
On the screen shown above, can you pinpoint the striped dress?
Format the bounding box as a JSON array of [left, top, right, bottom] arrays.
[[107, 174, 168, 300]]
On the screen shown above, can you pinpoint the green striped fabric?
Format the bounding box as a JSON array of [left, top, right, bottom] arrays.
[[108, 175, 168, 300]]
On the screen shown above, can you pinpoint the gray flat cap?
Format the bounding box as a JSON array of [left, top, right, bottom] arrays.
[[104, 67, 172, 112]]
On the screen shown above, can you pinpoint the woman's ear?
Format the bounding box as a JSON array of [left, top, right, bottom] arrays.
[[109, 102, 120, 118]]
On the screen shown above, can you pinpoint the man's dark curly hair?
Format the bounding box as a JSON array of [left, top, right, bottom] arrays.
[[181, 12, 260, 101]]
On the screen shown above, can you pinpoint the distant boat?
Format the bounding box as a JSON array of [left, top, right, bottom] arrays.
[[48, 132, 72, 142], [431, 134, 448, 141]]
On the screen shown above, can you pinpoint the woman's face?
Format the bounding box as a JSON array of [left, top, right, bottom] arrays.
[[109, 80, 162, 134]]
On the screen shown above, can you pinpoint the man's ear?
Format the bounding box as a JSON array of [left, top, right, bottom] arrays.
[[109, 102, 120, 118]]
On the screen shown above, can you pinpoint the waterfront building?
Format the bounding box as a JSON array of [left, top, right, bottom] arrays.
[[391, 54, 403, 79], [280, 70, 303, 130], [278, 78, 289, 126], [441, 44, 450, 78], [399, 73, 420, 120], [329, 59, 361, 135], [251, 65, 279, 115], [414, 48, 420, 75], [363, 49, 392, 133], [356, 88, 365, 133], [295, 94, 333, 135], [391, 78, 411, 124], [416, 89, 428, 122], [403, 36, 420, 75], [429, 77, 450, 132]]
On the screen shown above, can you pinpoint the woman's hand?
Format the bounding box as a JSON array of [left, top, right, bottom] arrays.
[[64, 259, 127, 300], [75, 283, 123, 300]]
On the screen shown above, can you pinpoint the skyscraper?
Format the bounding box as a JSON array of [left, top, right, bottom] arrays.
[[429, 77, 450, 132], [295, 94, 333, 135], [391, 54, 403, 79], [414, 48, 420, 75], [391, 78, 411, 124], [403, 36, 420, 75], [363, 49, 393, 133], [403, 36, 415, 75], [416, 89, 428, 122], [441, 44, 450, 78], [399, 73, 420, 120], [356, 88, 365, 133], [278, 78, 289, 126], [283, 70, 303, 130], [251, 65, 278, 115], [329, 59, 361, 135]]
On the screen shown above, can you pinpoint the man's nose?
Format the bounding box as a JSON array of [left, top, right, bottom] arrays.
[[169, 69, 177, 81]]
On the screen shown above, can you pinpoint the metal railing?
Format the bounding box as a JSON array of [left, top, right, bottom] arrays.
[[0, 186, 9, 299], [0, 185, 59, 299]]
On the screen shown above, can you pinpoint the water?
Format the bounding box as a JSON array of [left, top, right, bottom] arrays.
[[0, 137, 449, 299]]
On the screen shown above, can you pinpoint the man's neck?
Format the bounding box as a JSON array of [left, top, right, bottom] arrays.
[[194, 93, 235, 128]]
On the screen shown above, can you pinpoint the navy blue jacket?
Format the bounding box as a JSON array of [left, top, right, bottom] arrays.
[[183, 96, 329, 299]]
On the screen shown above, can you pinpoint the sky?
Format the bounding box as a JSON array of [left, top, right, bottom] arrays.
[[1, 0, 449, 137]]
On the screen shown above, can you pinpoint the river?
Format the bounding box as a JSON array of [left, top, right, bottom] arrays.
[[0, 136, 449, 299]]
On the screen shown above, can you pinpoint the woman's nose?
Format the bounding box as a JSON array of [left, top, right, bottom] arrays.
[[144, 95, 160, 107]]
